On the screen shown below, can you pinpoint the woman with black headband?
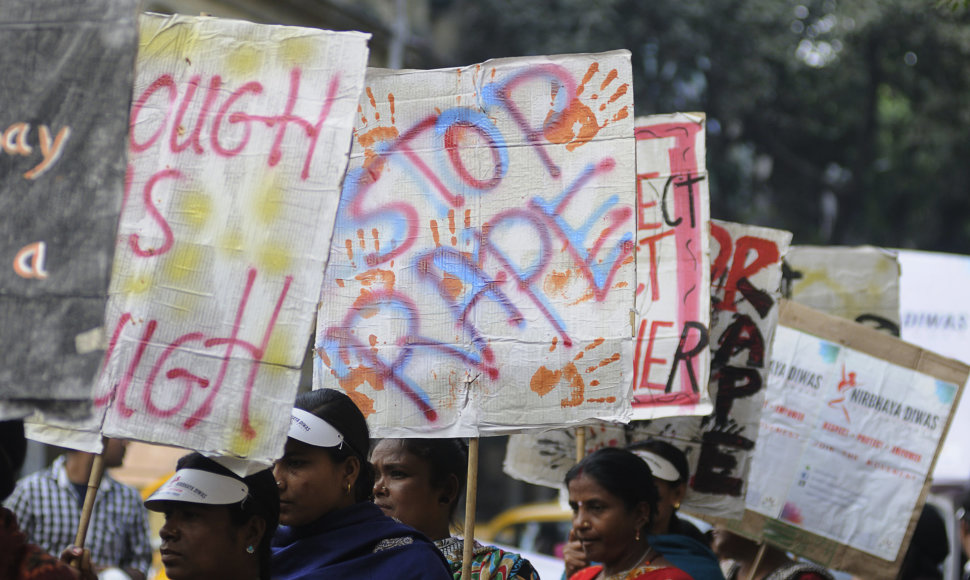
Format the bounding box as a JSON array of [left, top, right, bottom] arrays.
[[143, 452, 279, 580], [270, 389, 451, 579]]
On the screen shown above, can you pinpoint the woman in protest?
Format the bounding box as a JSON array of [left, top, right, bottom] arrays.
[[270, 389, 451, 579], [143, 452, 279, 580], [564, 440, 722, 580], [565, 447, 692, 580], [371, 437, 540, 580]]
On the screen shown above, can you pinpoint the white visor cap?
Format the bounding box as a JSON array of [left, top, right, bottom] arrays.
[[145, 469, 248, 510], [288, 408, 346, 448], [631, 450, 682, 483]]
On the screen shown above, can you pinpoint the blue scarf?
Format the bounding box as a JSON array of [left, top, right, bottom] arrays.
[[272, 501, 451, 580], [648, 533, 725, 580]]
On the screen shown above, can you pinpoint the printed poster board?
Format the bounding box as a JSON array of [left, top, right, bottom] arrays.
[[715, 300, 967, 578], [81, 14, 370, 464], [0, 0, 138, 420], [315, 51, 638, 436], [505, 220, 790, 520]]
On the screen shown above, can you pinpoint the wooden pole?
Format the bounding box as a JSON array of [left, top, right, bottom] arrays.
[[74, 438, 108, 550], [745, 541, 768, 580], [460, 437, 479, 580], [575, 427, 586, 462]]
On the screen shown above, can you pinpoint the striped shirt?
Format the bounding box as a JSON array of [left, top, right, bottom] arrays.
[[3, 455, 152, 576]]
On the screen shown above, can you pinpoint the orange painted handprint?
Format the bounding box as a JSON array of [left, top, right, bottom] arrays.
[[543, 62, 630, 151], [356, 87, 399, 165]]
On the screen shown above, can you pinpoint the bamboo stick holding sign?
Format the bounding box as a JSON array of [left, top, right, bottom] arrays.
[[575, 427, 586, 462], [461, 438, 480, 580], [711, 300, 968, 579], [74, 439, 109, 551]]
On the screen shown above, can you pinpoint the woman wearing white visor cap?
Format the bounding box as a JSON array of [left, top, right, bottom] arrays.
[[144, 453, 279, 580], [564, 440, 724, 580], [270, 389, 451, 579]]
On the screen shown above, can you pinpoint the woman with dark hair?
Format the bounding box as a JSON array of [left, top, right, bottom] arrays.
[[270, 389, 451, 579], [371, 438, 539, 579], [143, 452, 279, 580], [624, 440, 722, 579], [565, 447, 692, 580], [564, 441, 721, 580]]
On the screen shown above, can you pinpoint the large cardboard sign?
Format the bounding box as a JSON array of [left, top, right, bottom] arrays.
[[0, 0, 138, 419], [315, 51, 637, 436], [631, 114, 711, 419], [91, 14, 369, 462], [724, 300, 967, 578], [505, 221, 790, 519]]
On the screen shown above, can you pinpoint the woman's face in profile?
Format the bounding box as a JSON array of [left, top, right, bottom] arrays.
[[158, 502, 250, 580], [274, 438, 351, 526], [370, 439, 449, 539], [567, 473, 648, 568]]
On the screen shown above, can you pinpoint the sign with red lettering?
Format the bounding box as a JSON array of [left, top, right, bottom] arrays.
[[315, 51, 637, 435], [92, 14, 370, 462], [0, 0, 138, 420], [632, 113, 711, 418], [726, 300, 968, 577], [630, 220, 791, 517]]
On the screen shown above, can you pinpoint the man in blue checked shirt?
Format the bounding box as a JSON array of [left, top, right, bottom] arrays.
[[4, 439, 151, 580]]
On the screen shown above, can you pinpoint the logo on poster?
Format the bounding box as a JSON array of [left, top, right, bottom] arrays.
[[827, 364, 859, 422]]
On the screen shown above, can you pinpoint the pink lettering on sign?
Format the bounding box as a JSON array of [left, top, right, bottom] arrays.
[[317, 57, 636, 425], [632, 120, 710, 410], [97, 268, 291, 440]]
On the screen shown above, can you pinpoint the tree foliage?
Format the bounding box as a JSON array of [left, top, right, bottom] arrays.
[[440, 0, 970, 252]]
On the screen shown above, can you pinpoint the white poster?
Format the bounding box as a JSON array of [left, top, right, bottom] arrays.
[[898, 249, 970, 483], [631, 114, 712, 419], [315, 51, 637, 436], [747, 322, 962, 560], [91, 14, 369, 463]]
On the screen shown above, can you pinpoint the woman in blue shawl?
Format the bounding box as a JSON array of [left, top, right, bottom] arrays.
[[371, 437, 539, 579], [271, 389, 451, 579]]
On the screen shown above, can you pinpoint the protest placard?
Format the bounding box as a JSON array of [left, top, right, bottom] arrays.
[[315, 51, 637, 436], [897, 249, 970, 482], [785, 245, 901, 336], [722, 300, 968, 578], [631, 113, 711, 419], [505, 221, 790, 520], [87, 14, 370, 463], [0, 0, 137, 420]]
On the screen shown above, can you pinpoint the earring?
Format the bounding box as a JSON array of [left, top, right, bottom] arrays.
[[346, 482, 352, 495], [635, 529, 640, 542], [246, 545, 255, 555], [673, 502, 681, 509], [276, 481, 283, 488]]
